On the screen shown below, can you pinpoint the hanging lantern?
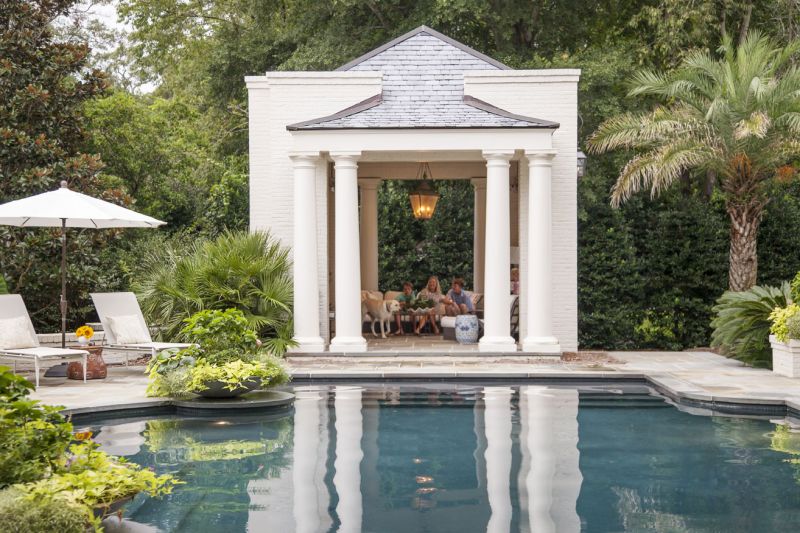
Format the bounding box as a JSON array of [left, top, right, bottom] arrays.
[[409, 162, 439, 220]]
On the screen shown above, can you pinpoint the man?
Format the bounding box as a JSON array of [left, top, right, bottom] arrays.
[[393, 281, 416, 335], [444, 278, 474, 316]]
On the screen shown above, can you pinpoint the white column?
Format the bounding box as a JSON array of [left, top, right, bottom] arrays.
[[483, 387, 513, 533], [330, 152, 367, 352], [480, 150, 516, 353], [359, 179, 380, 292], [334, 386, 364, 533], [522, 152, 560, 354], [472, 178, 486, 293], [523, 386, 582, 533], [292, 387, 331, 533], [290, 153, 324, 352]]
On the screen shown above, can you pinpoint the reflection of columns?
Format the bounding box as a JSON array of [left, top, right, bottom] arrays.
[[94, 421, 146, 456], [480, 150, 516, 352], [330, 153, 366, 352], [522, 152, 560, 354], [472, 178, 486, 293], [293, 388, 332, 533], [334, 386, 364, 533], [484, 387, 513, 533], [522, 386, 582, 533], [290, 154, 324, 352], [359, 179, 380, 291]]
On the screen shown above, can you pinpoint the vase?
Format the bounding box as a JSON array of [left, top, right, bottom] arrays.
[[195, 378, 262, 398], [455, 314, 480, 344]]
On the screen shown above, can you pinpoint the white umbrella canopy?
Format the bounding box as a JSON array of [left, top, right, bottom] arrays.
[[0, 182, 164, 228], [0, 181, 166, 347]]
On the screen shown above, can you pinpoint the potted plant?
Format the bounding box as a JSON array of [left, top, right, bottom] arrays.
[[146, 309, 290, 398], [769, 303, 800, 377]]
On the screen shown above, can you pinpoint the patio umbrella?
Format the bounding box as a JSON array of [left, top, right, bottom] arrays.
[[0, 181, 165, 347]]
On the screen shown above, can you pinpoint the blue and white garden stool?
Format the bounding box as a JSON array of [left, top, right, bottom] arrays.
[[455, 314, 480, 344]]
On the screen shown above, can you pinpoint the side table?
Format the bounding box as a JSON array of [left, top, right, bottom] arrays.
[[67, 345, 107, 380]]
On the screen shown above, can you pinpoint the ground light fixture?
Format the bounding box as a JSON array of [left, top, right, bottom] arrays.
[[409, 162, 440, 219]]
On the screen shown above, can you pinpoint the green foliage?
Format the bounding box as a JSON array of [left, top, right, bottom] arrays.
[[146, 308, 290, 397], [0, 488, 86, 533], [186, 358, 289, 393], [378, 180, 474, 292], [786, 312, 800, 342], [589, 32, 800, 290], [0, 367, 73, 487], [133, 231, 293, 345], [711, 283, 793, 367], [0, 0, 132, 331], [18, 441, 178, 528], [0, 275, 7, 295], [769, 304, 800, 342]]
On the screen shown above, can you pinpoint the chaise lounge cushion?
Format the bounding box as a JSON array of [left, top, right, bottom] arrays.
[[105, 315, 151, 344], [0, 316, 38, 350]]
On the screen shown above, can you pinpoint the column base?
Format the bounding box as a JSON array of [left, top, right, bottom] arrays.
[[479, 336, 518, 353], [522, 336, 561, 355], [288, 337, 326, 353], [329, 336, 367, 353]]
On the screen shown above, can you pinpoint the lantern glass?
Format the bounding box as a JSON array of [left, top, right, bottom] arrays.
[[409, 189, 439, 220], [577, 150, 587, 178]]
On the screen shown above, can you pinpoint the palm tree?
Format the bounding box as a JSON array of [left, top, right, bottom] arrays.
[[588, 32, 800, 291]]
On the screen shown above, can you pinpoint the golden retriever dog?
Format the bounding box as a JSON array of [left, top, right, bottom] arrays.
[[361, 298, 401, 338]]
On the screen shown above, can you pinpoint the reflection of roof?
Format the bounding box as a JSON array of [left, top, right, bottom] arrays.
[[287, 26, 558, 131]]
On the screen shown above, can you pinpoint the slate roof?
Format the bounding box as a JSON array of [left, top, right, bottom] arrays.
[[287, 26, 558, 131]]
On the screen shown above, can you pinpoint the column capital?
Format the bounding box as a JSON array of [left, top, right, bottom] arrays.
[[289, 152, 320, 169], [482, 150, 515, 161], [330, 151, 361, 163], [525, 150, 557, 166], [357, 178, 381, 189], [470, 177, 486, 189]]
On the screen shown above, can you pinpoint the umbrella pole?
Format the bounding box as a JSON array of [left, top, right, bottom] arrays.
[[60, 218, 66, 349]]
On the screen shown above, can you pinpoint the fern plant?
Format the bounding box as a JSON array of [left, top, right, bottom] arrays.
[[710, 282, 793, 367]]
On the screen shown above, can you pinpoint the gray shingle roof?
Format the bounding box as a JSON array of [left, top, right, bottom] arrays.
[[287, 27, 558, 131]]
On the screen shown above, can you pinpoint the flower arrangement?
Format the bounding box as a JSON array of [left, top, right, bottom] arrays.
[[408, 297, 435, 311], [75, 325, 94, 345]]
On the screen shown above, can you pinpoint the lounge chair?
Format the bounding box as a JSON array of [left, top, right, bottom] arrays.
[[0, 294, 87, 388], [91, 292, 192, 363]]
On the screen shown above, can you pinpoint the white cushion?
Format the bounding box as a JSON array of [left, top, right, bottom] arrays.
[[0, 316, 38, 350], [440, 316, 456, 328], [106, 315, 150, 344]]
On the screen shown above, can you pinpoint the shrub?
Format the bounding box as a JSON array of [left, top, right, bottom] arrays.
[[769, 304, 800, 343], [133, 230, 293, 353], [710, 283, 793, 367], [0, 368, 72, 487], [0, 488, 86, 533], [146, 309, 290, 397], [787, 313, 800, 342]]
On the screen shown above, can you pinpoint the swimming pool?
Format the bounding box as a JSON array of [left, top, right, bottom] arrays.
[[87, 384, 800, 532]]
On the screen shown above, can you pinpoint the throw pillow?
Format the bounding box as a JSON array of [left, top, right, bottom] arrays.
[[106, 315, 151, 344], [0, 316, 38, 349]]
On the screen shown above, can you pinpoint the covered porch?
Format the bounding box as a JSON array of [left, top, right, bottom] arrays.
[[289, 141, 561, 355]]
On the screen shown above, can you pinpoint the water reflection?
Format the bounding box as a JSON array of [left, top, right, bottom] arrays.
[[89, 385, 800, 533]]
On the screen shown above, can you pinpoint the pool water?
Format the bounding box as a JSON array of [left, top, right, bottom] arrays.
[[88, 384, 800, 533]]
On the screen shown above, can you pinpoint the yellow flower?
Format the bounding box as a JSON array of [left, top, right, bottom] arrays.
[[74, 430, 93, 441], [75, 325, 94, 340]]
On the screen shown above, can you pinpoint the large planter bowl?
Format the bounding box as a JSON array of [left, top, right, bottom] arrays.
[[770, 335, 800, 378], [195, 378, 262, 398]]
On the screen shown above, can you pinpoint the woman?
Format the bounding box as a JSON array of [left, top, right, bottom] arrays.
[[415, 275, 444, 335]]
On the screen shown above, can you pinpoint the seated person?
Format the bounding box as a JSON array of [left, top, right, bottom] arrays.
[[415, 275, 443, 335], [393, 281, 416, 336], [444, 277, 474, 316]]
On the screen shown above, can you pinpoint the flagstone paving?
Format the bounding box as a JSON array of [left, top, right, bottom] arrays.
[[18, 350, 800, 416]]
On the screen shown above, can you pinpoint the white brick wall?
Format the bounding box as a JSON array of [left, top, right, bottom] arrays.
[[246, 73, 381, 342], [465, 70, 580, 352], [247, 69, 580, 351]]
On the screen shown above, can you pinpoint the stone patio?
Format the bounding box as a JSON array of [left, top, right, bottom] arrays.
[[17, 350, 800, 417]]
